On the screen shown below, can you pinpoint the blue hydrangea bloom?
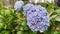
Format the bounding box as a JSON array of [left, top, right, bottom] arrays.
[[23, 4, 50, 32], [14, 1, 24, 11]]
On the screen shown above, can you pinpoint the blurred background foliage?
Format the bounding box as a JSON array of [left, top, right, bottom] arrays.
[[0, 0, 60, 34]]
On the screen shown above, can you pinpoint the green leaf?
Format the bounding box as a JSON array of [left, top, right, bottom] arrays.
[[29, 30, 37, 34], [50, 15, 57, 20], [50, 11, 57, 17], [0, 23, 5, 29], [20, 26, 24, 31], [0, 10, 6, 17], [55, 15, 60, 22], [9, 9, 15, 15], [54, 31, 60, 34], [1, 30, 10, 34], [17, 31, 23, 34]]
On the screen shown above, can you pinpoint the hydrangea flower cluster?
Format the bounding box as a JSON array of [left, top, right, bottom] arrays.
[[14, 1, 24, 11], [23, 4, 50, 32]]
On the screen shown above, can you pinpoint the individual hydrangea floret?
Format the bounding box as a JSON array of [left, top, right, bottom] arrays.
[[24, 4, 50, 32], [14, 1, 24, 11]]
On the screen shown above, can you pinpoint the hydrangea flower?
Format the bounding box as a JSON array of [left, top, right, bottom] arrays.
[[14, 1, 24, 11], [23, 4, 50, 32]]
